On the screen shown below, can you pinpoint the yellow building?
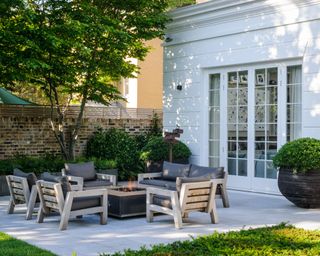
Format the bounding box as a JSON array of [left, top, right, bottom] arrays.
[[117, 39, 163, 109]]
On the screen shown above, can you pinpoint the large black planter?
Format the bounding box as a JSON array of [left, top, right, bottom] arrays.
[[278, 168, 320, 208]]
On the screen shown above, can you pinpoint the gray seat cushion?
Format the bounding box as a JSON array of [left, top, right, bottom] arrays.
[[71, 196, 101, 211], [153, 195, 172, 209], [13, 168, 37, 191], [65, 162, 96, 181], [83, 179, 113, 188], [189, 165, 224, 179], [41, 172, 71, 198], [162, 161, 190, 181], [176, 177, 211, 193], [139, 179, 177, 190]]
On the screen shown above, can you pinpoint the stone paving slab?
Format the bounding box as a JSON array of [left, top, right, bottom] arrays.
[[1, 191, 320, 256]]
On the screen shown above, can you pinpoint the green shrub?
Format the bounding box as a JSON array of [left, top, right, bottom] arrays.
[[0, 155, 117, 176], [86, 128, 141, 180], [273, 137, 320, 173], [102, 223, 320, 256], [134, 134, 149, 151], [140, 136, 191, 162], [148, 112, 162, 138], [0, 154, 64, 176], [72, 157, 117, 170]]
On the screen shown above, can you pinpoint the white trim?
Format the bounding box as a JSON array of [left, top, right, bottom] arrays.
[[165, 0, 320, 46]]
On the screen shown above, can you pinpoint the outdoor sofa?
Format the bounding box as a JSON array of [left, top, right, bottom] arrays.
[[62, 162, 116, 190], [138, 161, 229, 208]]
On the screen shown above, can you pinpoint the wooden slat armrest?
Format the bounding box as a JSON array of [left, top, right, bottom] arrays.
[[146, 186, 176, 197], [138, 172, 162, 182], [65, 176, 83, 191], [96, 173, 116, 186], [68, 189, 107, 198]]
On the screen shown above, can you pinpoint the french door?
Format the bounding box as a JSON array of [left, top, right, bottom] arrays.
[[207, 62, 302, 194]]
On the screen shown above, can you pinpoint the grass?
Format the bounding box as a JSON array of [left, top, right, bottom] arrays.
[[0, 232, 57, 256], [102, 223, 320, 256]]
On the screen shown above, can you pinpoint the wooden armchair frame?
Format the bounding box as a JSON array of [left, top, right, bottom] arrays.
[[146, 180, 218, 229], [6, 175, 38, 220], [139, 171, 230, 208], [62, 168, 116, 190], [36, 180, 108, 230]]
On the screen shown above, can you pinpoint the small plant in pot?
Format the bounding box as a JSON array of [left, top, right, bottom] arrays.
[[273, 137, 320, 208], [140, 136, 192, 172]]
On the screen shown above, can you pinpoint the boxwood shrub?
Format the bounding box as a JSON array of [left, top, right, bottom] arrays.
[[273, 137, 320, 173], [86, 128, 141, 180], [140, 136, 191, 162]]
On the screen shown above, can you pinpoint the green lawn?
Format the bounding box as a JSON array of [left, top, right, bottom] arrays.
[[103, 223, 320, 256], [0, 232, 56, 256]]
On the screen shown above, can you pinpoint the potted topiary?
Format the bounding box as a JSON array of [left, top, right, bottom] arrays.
[[140, 136, 192, 172], [273, 137, 320, 208]]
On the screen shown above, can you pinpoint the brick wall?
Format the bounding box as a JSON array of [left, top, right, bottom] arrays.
[[0, 106, 162, 159]]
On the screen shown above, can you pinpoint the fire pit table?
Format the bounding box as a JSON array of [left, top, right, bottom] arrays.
[[108, 185, 146, 218]]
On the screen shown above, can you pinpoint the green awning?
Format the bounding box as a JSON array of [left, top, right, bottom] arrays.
[[0, 87, 35, 105]]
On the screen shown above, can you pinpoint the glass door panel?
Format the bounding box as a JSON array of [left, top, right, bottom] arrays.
[[209, 74, 220, 167], [254, 68, 278, 179], [227, 70, 248, 177]]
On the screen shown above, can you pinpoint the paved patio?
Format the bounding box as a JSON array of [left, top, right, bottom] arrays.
[[1, 190, 320, 256]]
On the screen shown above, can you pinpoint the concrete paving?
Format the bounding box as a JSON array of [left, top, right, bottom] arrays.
[[1, 190, 320, 256]]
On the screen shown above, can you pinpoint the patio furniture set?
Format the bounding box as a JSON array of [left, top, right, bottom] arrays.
[[5, 161, 229, 230]]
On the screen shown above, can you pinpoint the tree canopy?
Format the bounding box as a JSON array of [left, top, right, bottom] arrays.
[[0, 0, 170, 159]]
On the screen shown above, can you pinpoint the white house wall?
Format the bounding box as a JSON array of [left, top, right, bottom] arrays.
[[163, 0, 320, 165]]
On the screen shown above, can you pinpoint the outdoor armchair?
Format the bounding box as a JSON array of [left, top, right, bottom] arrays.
[[146, 178, 218, 229], [62, 162, 116, 190], [138, 161, 229, 208], [6, 168, 39, 220], [36, 172, 108, 230]]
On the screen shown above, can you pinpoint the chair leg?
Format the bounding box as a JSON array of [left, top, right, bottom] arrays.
[[100, 193, 108, 225], [146, 192, 154, 223], [209, 199, 219, 224], [171, 192, 182, 229], [26, 186, 37, 220], [59, 195, 73, 231], [146, 207, 154, 223], [7, 199, 15, 214], [182, 213, 188, 219], [220, 185, 230, 208], [37, 205, 45, 223]]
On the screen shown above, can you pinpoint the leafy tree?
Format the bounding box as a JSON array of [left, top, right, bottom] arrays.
[[168, 0, 196, 8], [0, 0, 169, 160]]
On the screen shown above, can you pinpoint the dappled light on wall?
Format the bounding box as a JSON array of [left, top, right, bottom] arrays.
[[311, 105, 320, 117]]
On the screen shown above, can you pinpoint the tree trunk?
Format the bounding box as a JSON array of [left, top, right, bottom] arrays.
[[68, 87, 88, 160]]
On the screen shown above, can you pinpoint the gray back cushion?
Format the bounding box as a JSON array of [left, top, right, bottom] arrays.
[[13, 168, 37, 191], [139, 179, 177, 191], [41, 172, 71, 198], [189, 165, 224, 179], [64, 162, 96, 181], [162, 161, 190, 181], [176, 177, 210, 193]]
